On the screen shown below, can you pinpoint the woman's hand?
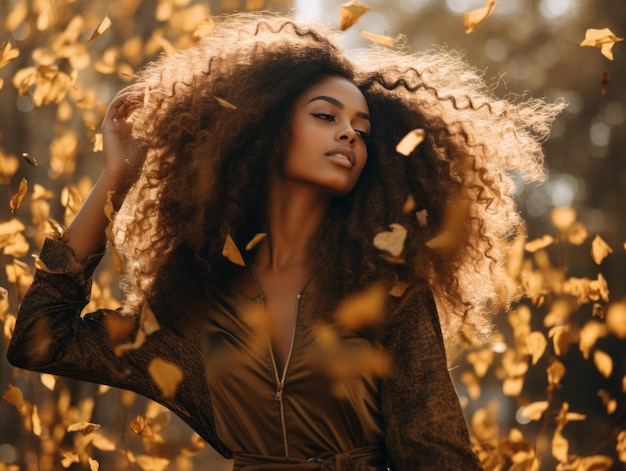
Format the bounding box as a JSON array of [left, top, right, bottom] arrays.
[[100, 84, 145, 184]]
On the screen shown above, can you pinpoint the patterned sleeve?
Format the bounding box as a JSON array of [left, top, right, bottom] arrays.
[[381, 286, 483, 470]]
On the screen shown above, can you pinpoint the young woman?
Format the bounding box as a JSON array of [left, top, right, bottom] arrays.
[[7, 13, 563, 470]]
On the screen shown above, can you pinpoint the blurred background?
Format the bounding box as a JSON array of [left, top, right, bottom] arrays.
[[1, 0, 625, 469]]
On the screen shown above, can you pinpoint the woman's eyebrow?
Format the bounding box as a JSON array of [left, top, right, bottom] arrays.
[[307, 95, 370, 121]]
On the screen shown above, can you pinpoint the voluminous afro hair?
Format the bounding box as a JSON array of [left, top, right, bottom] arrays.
[[112, 12, 565, 343]]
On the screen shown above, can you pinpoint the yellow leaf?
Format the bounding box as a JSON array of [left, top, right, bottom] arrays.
[[89, 432, 116, 451], [61, 451, 80, 467], [148, 358, 184, 399], [526, 331, 547, 365], [93, 132, 103, 152], [245, 233, 267, 250], [467, 348, 494, 378], [605, 299, 626, 339], [10, 178, 28, 215], [594, 350, 613, 378], [213, 95, 237, 110], [460, 371, 481, 400], [32, 404, 42, 437], [67, 422, 101, 435], [425, 194, 470, 254], [339, 1, 370, 31], [0, 41, 20, 68], [591, 234, 613, 264], [547, 358, 566, 386], [464, 0, 498, 34], [222, 233, 245, 266], [373, 223, 407, 257], [552, 425, 569, 463], [130, 415, 154, 438], [579, 320, 607, 359], [359, 30, 395, 48], [415, 209, 428, 227], [502, 377, 524, 396], [334, 283, 386, 330], [40, 373, 56, 391], [519, 401, 549, 421], [395, 129, 425, 156], [579, 28, 624, 61], [88, 15, 112, 43], [524, 235, 554, 253], [618, 430, 626, 462], [550, 207, 576, 231], [3, 384, 25, 411], [89, 457, 99, 471], [389, 280, 408, 297], [140, 302, 160, 335], [135, 455, 170, 471]]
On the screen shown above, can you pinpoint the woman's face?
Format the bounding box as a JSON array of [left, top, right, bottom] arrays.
[[282, 75, 371, 196]]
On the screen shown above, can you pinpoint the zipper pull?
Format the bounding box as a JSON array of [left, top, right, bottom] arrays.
[[275, 382, 284, 401]]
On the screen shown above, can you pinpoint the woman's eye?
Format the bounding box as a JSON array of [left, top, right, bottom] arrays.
[[313, 113, 335, 122], [356, 130, 370, 141]]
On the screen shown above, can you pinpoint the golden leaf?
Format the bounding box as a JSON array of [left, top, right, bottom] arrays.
[[222, 233, 245, 266], [89, 432, 116, 451], [502, 377, 524, 397], [598, 390, 617, 415], [67, 422, 101, 435], [89, 458, 99, 471], [148, 358, 184, 399], [460, 371, 481, 400], [395, 129, 425, 156], [245, 233, 267, 250], [40, 373, 56, 391], [552, 425, 569, 463], [140, 302, 160, 335], [524, 235, 554, 253], [135, 455, 170, 471], [425, 194, 469, 254], [389, 280, 409, 298], [549, 326, 571, 357], [213, 95, 237, 110], [579, 320, 607, 359], [88, 15, 112, 43], [467, 348, 494, 378], [402, 194, 416, 214], [359, 30, 395, 48], [5, 2, 28, 33], [565, 221, 589, 245], [591, 234, 613, 265], [373, 223, 407, 257], [61, 451, 80, 467], [579, 28, 624, 61], [334, 283, 386, 330], [3, 384, 25, 411], [464, 0, 498, 34], [547, 358, 566, 386], [10, 178, 28, 215], [0, 41, 20, 68], [594, 350, 613, 378], [526, 331, 547, 365], [339, 1, 370, 31], [605, 300, 626, 339], [93, 133, 103, 152], [415, 209, 428, 228], [618, 430, 626, 462], [550, 207, 576, 231], [519, 401, 549, 421], [130, 415, 154, 438], [32, 404, 42, 436]]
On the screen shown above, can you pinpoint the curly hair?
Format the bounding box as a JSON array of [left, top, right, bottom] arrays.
[[112, 13, 564, 343]]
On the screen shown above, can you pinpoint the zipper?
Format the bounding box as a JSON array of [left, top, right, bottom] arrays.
[[267, 293, 301, 457]]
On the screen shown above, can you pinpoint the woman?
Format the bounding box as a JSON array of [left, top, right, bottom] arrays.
[[7, 13, 563, 470]]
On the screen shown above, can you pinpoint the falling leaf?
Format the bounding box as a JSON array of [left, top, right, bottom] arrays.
[[402, 194, 416, 214], [67, 422, 101, 435], [88, 15, 112, 42], [526, 331, 547, 365], [550, 207, 576, 231], [31, 404, 42, 436], [21, 152, 38, 167], [213, 95, 237, 110], [61, 451, 80, 467], [334, 283, 386, 330], [245, 233, 266, 250], [415, 209, 428, 227], [3, 384, 25, 411], [140, 302, 160, 335], [89, 432, 117, 451], [148, 358, 184, 399], [605, 300, 626, 339], [460, 371, 481, 400], [552, 425, 569, 463], [464, 0, 498, 34], [425, 194, 469, 254], [0, 41, 20, 68], [618, 430, 626, 462], [10, 178, 28, 215], [40, 373, 56, 391], [524, 235, 554, 253], [594, 350, 613, 378], [547, 358, 566, 386], [373, 223, 407, 257], [519, 401, 549, 421], [359, 30, 395, 48], [135, 455, 170, 471], [89, 458, 99, 471], [579, 28, 624, 60], [339, 1, 370, 31], [598, 390, 617, 415], [222, 233, 245, 266], [130, 415, 154, 438], [389, 280, 408, 297], [93, 133, 103, 152], [591, 234, 613, 264], [395, 129, 425, 156]]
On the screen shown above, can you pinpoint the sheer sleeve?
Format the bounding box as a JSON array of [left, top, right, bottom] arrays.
[[381, 286, 483, 470]]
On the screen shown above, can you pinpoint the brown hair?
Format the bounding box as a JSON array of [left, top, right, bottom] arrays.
[[113, 13, 564, 341]]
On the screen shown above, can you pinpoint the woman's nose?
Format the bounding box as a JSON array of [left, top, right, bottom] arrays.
[[336, 127, 356, 145]]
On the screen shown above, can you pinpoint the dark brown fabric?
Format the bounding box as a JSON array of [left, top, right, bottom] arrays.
[[7, 237, 483, 470]]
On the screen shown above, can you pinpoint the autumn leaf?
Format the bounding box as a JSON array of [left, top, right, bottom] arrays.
[[464, 0, 498, 34], [222, 233, 245, 266], [618, 430, 626, 462], [135, 455, 170, 471], [425, 194, 469, 254], [579, 28, 624, 60], [373, 223, 407, 257], [21, 152, 38, 167], [245, 233, 266, 250], [88, 15, 112, 42], [339, 1, 370, 31], [359, 30, 395, 48], [519, 401, 549, 421], [605, 300, 626, 339], [148, 358, 183, 399], [415, 209, 428, 228], [594, 350, 613, 378], [213, 95, 237, 110], [550, 207, 576, 231], [395, 129, 425, 156], [0, 41, 20, 68], [130, 415, 154, 438], [552, 424, 569, 463], [10, 178, 28, 215], [526, 331, 547, 365], [389, 280, 408, 297], [334, 283, 386, 330], [3, 384, 25, 411], [591, 234, 613, 265], [524, 235, 554, 253], [67, 422, 101, 435]]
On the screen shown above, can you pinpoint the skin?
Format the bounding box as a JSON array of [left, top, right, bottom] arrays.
[[66, 76, 371, 372]]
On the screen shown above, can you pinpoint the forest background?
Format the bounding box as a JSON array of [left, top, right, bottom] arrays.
[[0, 0, 625, 470]]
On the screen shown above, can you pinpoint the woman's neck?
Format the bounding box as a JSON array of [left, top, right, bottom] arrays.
[[255, 178, 330, 272]]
